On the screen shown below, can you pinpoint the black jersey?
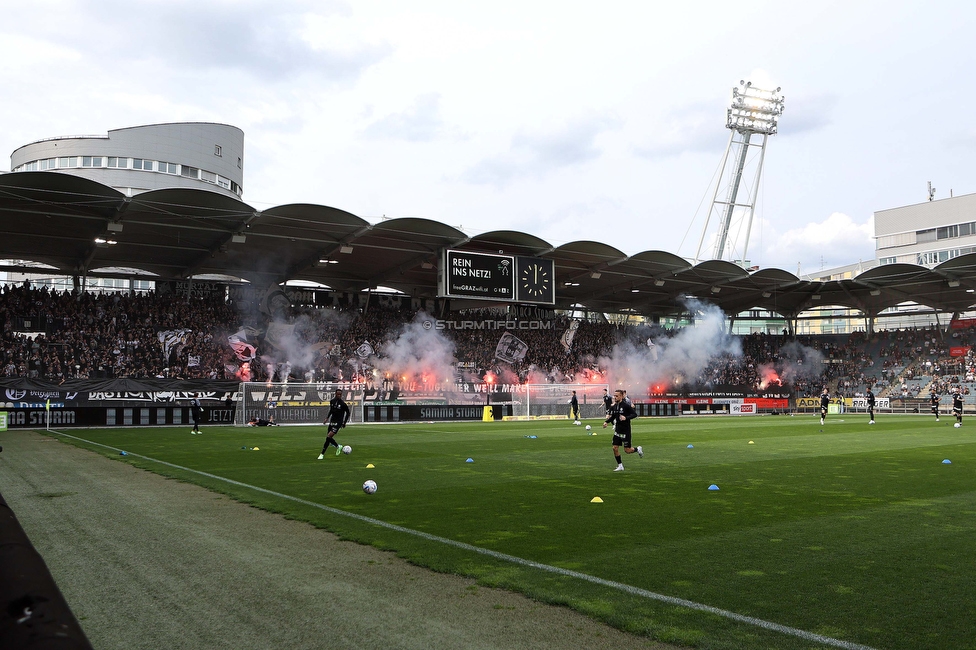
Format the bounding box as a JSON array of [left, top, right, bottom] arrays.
[[931, 393, 940, 409], [866, 391, 875, 407], [953, 393, 964, 412], [605, 399, 637, 436], [326, 395, 350, 427], [820, 393, 830, 410]]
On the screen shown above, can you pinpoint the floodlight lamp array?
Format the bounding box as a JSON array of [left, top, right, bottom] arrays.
[[727, 81, 785, 136]]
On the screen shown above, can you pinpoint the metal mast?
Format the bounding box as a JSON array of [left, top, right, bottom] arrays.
[[695, 81, 785, 265]]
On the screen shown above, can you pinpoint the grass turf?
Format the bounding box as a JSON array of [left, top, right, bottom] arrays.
[[44, 414, 976, 649]]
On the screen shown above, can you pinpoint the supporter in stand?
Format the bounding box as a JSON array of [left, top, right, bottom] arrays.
[[5, 280, 976, 406]]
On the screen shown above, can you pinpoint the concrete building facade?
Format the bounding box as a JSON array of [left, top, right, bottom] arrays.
[[9, 122, 244, 199], [875, 192, 976, 268]]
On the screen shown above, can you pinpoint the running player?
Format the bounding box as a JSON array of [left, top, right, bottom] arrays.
[[603, 389, 642, 471], [318, 389, 350, 459]]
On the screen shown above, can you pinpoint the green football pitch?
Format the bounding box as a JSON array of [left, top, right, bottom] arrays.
[[49, 414, 976, 650]]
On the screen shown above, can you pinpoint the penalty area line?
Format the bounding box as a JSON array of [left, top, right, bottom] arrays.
[[49, 429, 876, 650]]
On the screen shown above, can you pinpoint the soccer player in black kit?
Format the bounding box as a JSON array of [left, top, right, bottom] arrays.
[[603, 388, 613, 416], [570, 390, 581, 424], [820, 388, 829, 426], [190, 393, 203, 434], [318, 389, 350, 459], [603, 389, 642, 471], [866, 388, 876, 424], [953, 388, 964, 426], [930, 389, 940, 422]]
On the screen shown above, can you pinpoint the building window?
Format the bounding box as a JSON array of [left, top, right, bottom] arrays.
[[181, 166, 199, 179], [214, 144, 222, 157], [237, 157, 242, 169], [879, 257, 897, 265], [217, 177, 230, 189], [159, 162, 177, 174], [201, 170, 216, 183]]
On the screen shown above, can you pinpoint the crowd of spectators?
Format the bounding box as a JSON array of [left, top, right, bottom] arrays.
[[7, 281, 976, 403]]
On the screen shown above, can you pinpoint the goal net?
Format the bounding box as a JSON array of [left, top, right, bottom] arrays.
[[507, 383, 610, 420], [234, 382, 363, 426]]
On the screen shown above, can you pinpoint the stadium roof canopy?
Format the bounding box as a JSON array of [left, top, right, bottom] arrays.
[[3, 171, 976, 322]]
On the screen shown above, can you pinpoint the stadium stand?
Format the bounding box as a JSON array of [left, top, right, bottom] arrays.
[[6, 281, 976, 412]]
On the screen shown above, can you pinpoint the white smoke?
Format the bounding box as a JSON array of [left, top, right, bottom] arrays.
[[261, 310, 354, 381], [598, 300, 742, 395], [371, 312, 457, 389], [759, 340, 824, 388]]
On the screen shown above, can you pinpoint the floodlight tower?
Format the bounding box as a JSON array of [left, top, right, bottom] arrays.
[[695, 81, 785, 265]]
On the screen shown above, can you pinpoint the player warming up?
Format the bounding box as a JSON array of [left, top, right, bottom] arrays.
[[820, 388, 829, 426], [318, 389, 350, 459], [570, 390, 581, 425], [603, 388, 641, 471], [866, 387, 876, 425], [930, 389, 940, 422], [190, 393, 203, 434], [953, 388, 964, 427], [603, 388, 613, 416]]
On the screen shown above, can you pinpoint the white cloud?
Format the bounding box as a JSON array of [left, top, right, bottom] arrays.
[[762, 212, 875, 273], [362, 94, 444, 142], [461, 114, 620, 187]]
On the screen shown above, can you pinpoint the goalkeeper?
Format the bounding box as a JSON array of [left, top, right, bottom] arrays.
[[318, 389, 350, 459]]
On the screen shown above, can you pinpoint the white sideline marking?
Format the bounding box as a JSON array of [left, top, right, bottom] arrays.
[[50, 430, 876, 650]]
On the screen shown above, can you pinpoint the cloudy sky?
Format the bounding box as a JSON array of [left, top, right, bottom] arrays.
[[2, 0, 974, 276]]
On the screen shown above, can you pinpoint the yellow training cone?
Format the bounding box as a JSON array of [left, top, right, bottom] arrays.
[[252, 447, 260, 451], [366, 464, 375, 468], [590, 497, 604, 503], [748, 441, 754, 444]]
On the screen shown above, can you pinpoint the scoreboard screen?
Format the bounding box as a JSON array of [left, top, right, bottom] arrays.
[[438, 250, 554, 305]]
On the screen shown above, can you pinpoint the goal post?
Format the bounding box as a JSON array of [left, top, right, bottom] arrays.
[[235, 382, 364, 426], [509, 383, 610, 420]]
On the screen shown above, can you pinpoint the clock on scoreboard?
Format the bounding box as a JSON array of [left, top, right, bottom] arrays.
[[515, 256, 554, 304]]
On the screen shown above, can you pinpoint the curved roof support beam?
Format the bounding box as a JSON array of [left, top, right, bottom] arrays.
[[560, 254, 633, 285], [351, 233, 470, 292], [281, 222, 376, 284], [181, 210, 265, 279]]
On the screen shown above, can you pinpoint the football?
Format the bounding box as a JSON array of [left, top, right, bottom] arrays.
[[585, 425, 592, 431], [342, 445, 352, 455], [954, 423, 961, 428], [363, 479, 377, 494]]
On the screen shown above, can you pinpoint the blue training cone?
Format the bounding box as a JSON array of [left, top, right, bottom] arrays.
[[708, 484, 720, 490], [466, 458, 474, 463], [119, 451, 128, 456], [943, 459, 952, 464], [687, 444, 694, 448]]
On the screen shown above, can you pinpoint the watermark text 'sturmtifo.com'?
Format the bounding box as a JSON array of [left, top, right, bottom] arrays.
[[423, 320, 552, 331]]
